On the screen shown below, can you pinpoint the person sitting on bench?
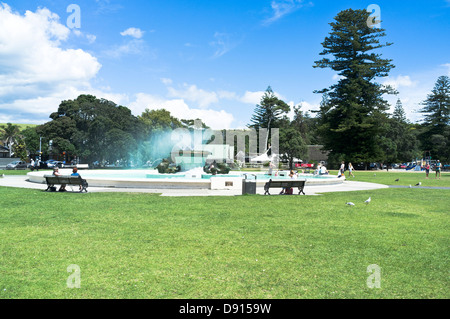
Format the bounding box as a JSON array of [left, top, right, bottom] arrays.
[[71, 167, 82, 191], [319, 165, 329, 175], [280, 170, 295, 195], [53, 167, 66, 192]]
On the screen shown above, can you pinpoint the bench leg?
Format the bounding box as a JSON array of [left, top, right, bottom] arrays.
[[80, 180, 88, 193]]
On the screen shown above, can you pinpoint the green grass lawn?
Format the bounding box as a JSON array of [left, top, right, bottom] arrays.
[[338, 169, 450, 187], [0, 181, 448, 299], [0, 169, 32, 176], [0, 169, 53, 176]]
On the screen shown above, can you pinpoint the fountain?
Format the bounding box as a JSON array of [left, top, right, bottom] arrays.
[[26, 122, 345, 191], [27, 167, 344, 191]]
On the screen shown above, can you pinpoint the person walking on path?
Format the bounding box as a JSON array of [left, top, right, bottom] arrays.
[[340, 161, 345, 176], [348, 162, 355, 178]]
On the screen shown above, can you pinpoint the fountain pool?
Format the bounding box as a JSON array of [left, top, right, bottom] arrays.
[[27, 168, 345, 191]]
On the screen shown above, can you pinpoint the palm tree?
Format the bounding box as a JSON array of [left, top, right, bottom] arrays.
[[0, 123, 21, 157]]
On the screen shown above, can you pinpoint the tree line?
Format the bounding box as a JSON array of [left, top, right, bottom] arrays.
[[1, 8, 449, 169], [246, 8, 449, 169], [0, 95, 210, 166]]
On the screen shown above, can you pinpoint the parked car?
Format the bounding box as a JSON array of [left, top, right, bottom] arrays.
[[369, 163, 380, 170], [46, 160, 64, 168], [6, 160, 29, 170]]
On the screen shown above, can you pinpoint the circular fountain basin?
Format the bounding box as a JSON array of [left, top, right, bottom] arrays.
[[27, 169, 345, 190]]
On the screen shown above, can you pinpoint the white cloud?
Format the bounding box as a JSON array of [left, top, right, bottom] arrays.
[[73, 29, 97, 43], [240, 91, 265, 105], [161, 78, 173, 85], [86, 34, 97, 44], [129, 93, 235, 129], [238, 90, 286, 105], [103, 38, 148, 58], [442, 63, 450, 76], [383, 75, 417, 90], [382, 67, 450, 123], [167, 84, 220, 109], [120, 27, 145, 39], [0, 85, 129, 124], [210, 32, 238, 58], [264, 0, 310, 25], [217, 90, 238, 100], [0, 4, 102, 121]]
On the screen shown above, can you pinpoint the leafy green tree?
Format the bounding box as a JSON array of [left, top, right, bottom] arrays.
[[138, 109, 183, 134], [313, 8, 396, 168], [279, 126, 308, 170], [42, 95, 143, 164], [21, 127, 41, 157], [290, 105, 319, 145], [105, 128, 137, 164]]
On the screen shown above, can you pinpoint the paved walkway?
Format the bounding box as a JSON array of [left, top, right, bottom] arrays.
[[0, 175, 389, 196]]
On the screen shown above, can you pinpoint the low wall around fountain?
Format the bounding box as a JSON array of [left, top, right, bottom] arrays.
[[26, 169, 345, 191]]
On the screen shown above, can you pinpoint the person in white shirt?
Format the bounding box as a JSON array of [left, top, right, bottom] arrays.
[[320, 165, 328, 175], [348, 162, 355, 177], [340, 161, 345, 175]]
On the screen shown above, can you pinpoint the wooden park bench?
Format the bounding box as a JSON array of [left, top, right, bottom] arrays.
[[264, 179, 306, 195], [44, 175, 88, 193]]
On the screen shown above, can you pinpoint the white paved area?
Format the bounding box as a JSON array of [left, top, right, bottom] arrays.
[[0, 175, 388, 196]]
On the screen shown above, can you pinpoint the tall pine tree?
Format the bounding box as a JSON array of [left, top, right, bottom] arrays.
[[313, 8, 396, 168], [419, 75, 450, 161], [420, 76, 450, 134], [248, 86, 290, 151]]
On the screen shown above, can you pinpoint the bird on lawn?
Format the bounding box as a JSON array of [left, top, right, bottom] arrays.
[[395, 178, 399, 182], [409, 184, 412, 188], [365, 197, 371, 204], [346, 202, 355, 206], [415, 182, 421, 186]]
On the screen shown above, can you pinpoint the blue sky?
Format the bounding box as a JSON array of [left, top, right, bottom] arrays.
[[1, 0, 449, 129]]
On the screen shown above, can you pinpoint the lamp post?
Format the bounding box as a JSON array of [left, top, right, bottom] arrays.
[[39, 137, 43, 160]]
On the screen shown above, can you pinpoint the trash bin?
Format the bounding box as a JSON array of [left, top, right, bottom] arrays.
[[242, 174, 257, 195]]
